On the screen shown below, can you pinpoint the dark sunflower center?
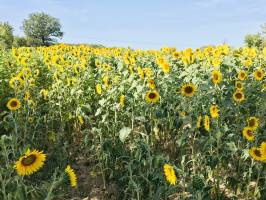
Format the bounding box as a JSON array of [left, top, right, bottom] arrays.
[[10, 100, 18, 107], [256, 72, 262, 77], [248, 119, 255, 127], [254, 149, 261, 157], [21, 154, 37, 166], [236, 83, 242, 88], [247, 130, 253, 137], [235, 92, 242, 99], [213, 74, 218, 80], [184, 86, 193, 94], [148, 92, 156, 99]]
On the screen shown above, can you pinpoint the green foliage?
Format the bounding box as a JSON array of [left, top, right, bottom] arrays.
[[22, 12, 63, 46], [0, 22, 14, 49], [244, 34, 265, 49]]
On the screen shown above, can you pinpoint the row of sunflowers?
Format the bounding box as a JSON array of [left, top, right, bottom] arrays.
[[0, 44, 266, 199]]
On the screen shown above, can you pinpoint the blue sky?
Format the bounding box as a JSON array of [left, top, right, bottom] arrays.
[[0, 0, 265, 49]]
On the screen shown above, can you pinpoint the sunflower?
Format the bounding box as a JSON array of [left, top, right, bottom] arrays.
[[204, 115, 210, 132], [163, 164, 177, 185], [233, 90, 245, 103], [210, 105, 219, 118], [249, 147, 264, 161], [120, 95, 125, 107], [145, 90, 160, 103], [212, 70, 222, 84], [197, 115, 202, 128], [181, 83, 196, 97], [242, 127, 254, 141], [238, 70, 247, 81], [24, 91, 31, 101], [96, 84, 102, 95], [14, 149, 46, 176], [235, 81, 244, 90], [65, 165, 77, 187], [253, 69, 264, 81], [212, 58, 221, 67], [259, 142, 266, 161], [162, 62, 170, 73], [148, 79, 156, 89], [247, 117, 259, 130], [9, 76, 24, 89], [7, 98, 21, 111], [243, 58, 252, 67]]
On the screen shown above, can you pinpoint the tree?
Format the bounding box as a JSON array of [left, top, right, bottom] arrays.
[[0, 22, 14, 49], [244, 33, 264, 49], [22, 12, 63, 46]]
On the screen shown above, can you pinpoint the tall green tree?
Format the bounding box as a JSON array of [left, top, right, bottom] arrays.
[[0, 22, 14, 49], [22, 12, 63, 46]]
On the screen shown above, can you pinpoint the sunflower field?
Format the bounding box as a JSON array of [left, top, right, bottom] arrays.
[[0, 44, 266, 199]]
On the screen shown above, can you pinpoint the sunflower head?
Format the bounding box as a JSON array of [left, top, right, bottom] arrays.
[[247, 117, 259, 130], [233, 90, 245, 103], [249, 147, 264, 162], [65, 165, 78, 187], [204, 115, 210, 132], [210, 105, 219, 118], [181, 83, 196, 97], [253, 69, 264, 81], [242, 127, 254, 141], [259, 142, 266, 161], [212, 70, 222, 84], [235, 81, 244, 90], [7, 98, 21, 111], [163, 164, 177, 185], [238, 70, 247, 81], [145, 90, 160, 103], [14, 149, 46, 176]]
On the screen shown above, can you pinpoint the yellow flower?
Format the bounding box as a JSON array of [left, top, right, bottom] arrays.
[[67, 77, 77, 86], [96, 84, 102, 95], [259, 142, 266, 161], [163, 164, 177, 185], [249, 147, 264, 162], [24, 91, 31, 101], [103, 76, 109, 88], [14, 149, 46, 176], [238, 70, 247, 81], [162, 62, 170, 73], [65, 165, 77, 187], [181, 83, 196, 97], [137, 67, 145, 79], [204, 115, 210, 132], [243, 58, 252, 67], [145, 90, 160, 103], [9, 76, 24, 89], [233, 90, 245, 103], [212, 58, 221, 67], [263, 47, 266, 57], [212, 70, 222, 85], [120, 95, 125, 107], [235, 81, 244, 90], [7, 98, 21, 111], [247, 117, 259, 130], [197, 115, 202, 128], [253, 69, 264, 81], [242, 127, 254, 141], [78, 115, 84, 125], [40, 89, 49, 100], [28, 117, 34, 124], [210, 105, 219, 118], [148, 79, 156, 89]]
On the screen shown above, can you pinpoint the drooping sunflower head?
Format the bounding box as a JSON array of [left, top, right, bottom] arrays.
[[7, 98, 21, 111], [259, 142, 266, 161], [253, 69, 264, 81], [14, 149, 46, 176], [210, 105, 219, 118], [212, 70, 222, 84], [95, 84, 102, 95], [242, 127, 254, 141], [238, 70, 247, 81], [65, 165, 78, 187], [233, 90, 245, 103], [181, 83, 196, 97], [204, 115, 210, 132], [247, 117, 259, 130], [163, 164, 177, 185], [120, 95, 125, 107], [145, 90, 160, 103], [235, 81, 244, 91], [249, 147, 263, 162]]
